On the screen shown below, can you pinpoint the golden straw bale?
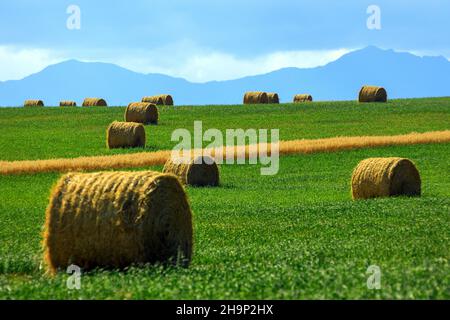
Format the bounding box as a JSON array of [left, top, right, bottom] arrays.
[[351, 157, 421, 200], [267, 93, 280, 104], [43, 170, 193, 273], [243, 91, 269, 104], [159, 94, 174, 106], [82, 98, 107, 107], [107, 121, 146, 149], [24, 99, 44, 107], [142, 94, 173, 106], [293, 94, 313, 103], [358, 85, 387, 103], [163, 155, 219, 187], [142, 96, 164, 105], [125, 102, 158, 124], [59, 100, 77, 107]]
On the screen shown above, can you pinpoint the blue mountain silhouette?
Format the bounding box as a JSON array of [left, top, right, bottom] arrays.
[[0, 46, 449, 106]]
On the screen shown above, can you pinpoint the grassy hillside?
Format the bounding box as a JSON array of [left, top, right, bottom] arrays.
[[0, 98, 449, 299], [0, 98, 449, 161]]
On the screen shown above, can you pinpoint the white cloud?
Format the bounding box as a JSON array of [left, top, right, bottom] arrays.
[[0, 43, 349, 82], [111, 48, 352, 82], [0, 46, 65, 81], [0, 43, 351, 82], [1, 43, 449, 83], [408, 49, 450, 60]]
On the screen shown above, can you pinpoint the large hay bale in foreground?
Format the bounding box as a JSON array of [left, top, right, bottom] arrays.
[[163, 155, 219, 187], [267, 93, 280, 104], [243, 91, 269, 104], [59, 100, 77, 107], [142, 94, 173, 106], [125, 102, 158, 124], [293, 94, 313, 103], [351, 157, 421, 200], [358, 85, 387, 103], [107, 121, 146, 149], [43, 171, 193, 273], [82, 97, 107, 107], [24, 100, 44, 107]]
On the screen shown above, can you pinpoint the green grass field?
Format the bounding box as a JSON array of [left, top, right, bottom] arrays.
[[1, 98, 449, 161], [0, 98, 449, 299]]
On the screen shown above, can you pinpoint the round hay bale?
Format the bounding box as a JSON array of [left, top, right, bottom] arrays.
[[142, 94, 173, 106], [59, 100, 77, 107], [358, 86, 387, 103], [351, 157, 421, 200], [24, 99, 44, 107], [293, 94, 313, 103], [82, 98, 108, 107], [243, 91, 269, 104], [125, 102, 158, 124], [107, 121, 146, 149], [267, 93, 280, 104], [43, 170, 193, 273], [142, 96, 164, 105], [163, 155, 219, 187], [159, 94, 174, 106]]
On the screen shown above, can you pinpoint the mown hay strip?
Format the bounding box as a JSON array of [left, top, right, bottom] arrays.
[[0, 130, 449, 176], [0, 151, 172, 176]]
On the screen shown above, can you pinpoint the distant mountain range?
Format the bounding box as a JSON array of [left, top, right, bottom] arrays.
[[1, 46, 449, 106]]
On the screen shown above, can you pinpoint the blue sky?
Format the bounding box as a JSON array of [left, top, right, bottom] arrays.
[[0, 0, 449, 81]]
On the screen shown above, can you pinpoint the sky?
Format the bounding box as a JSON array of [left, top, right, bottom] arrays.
[[0, 0, 449, 82]]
